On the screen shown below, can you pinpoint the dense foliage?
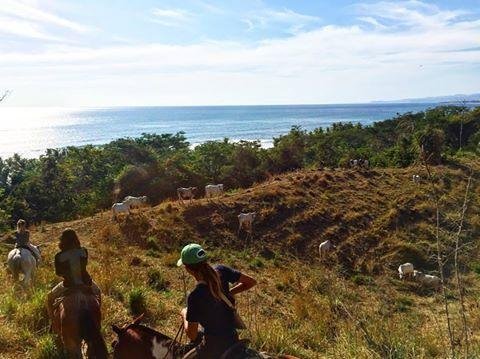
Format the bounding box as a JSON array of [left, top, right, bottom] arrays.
[[0, 105, 479, 228]]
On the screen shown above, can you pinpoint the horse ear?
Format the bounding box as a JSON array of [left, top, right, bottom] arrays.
[[112, 325, 122, 335], [133, 313, 145, 325]]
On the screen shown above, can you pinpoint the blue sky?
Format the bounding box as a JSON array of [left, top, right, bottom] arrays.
[[0, 0, 479, 106]]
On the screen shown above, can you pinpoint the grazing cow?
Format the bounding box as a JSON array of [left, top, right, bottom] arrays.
[[238, 212, 256, 236], [112, 202, 130, 220], [7, 245, 41, 288], [353, 159, 358, 167], [412, 174, 421, 183], [177, 187, 197, 204], [398, 263, 414, 279], [413, 270, 441, 290], [318, 240, 334, 259], [205, 184, 224, 199], [363, 159, 369, 168], [123, 195, 148, 209]]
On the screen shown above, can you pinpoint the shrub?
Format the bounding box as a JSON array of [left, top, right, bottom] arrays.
[[147, 270, 170, 292], [128, 287, 147, 316], [33, 334, 65, 359], [351, 274, 374, 286], [249, 257, 264, 269], [395, 296, 413, 312], [0, 292, 19, 319], [146, 236, 160, 251]]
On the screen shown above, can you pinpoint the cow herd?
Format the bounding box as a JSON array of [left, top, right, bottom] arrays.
[[317, 173, 442, 293], [112, 184, 256, 235], [398, 262, 441, 290], [114, 173, 439, 293]]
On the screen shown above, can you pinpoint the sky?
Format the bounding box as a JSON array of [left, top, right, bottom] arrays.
[[0, 0, 479, 107]]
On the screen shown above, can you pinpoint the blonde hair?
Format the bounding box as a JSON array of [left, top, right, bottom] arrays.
[[16, 219, 26, 232], [185, 261, 233, 308]]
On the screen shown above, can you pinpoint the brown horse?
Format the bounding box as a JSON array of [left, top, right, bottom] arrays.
[[112, 316, 300, 359], [112, 315, 182, 359], [52, 290, 108, 359]]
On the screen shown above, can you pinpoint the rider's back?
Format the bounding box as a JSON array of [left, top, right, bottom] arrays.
[[55, 247, 92, 287], [15, 230, 30, 247]]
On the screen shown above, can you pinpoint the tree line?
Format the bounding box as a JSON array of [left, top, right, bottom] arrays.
[[0, 105, 479, 229]]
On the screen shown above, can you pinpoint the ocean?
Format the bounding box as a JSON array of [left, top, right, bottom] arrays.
[[0, 103, 439, 159]]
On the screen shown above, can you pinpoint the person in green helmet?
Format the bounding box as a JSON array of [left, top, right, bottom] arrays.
[[178, 243, 257, 359]]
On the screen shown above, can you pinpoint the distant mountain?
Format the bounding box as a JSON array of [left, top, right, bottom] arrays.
[[373, 93, 480, 104]]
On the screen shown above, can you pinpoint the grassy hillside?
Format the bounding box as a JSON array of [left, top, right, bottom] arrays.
[[1, 160, 480, 358]]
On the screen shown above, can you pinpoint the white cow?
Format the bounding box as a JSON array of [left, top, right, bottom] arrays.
[[205, 184, 224, 199], [398, 263, 414, 279], [177, 187, 197, 204], [353, 159, 358, 167], [318, 240, 334, 259], [413, 270, 441, 290], [363, 159, 369, 168], [238, 212, 256, 235], [123, 195, 148, 208], [412, 174, 421, 183], [7, 245, 41, 288], [112, 202, 130, 220]]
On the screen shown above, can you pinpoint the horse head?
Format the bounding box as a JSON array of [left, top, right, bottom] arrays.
[[112, 315, 177, 359]]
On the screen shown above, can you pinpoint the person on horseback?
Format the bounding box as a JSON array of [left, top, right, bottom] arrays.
[[46, 228, 101, 318], [14, 219, 39, 262], [177, 243, 257, 359]]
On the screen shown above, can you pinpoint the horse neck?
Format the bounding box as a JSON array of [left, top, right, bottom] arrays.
[[131, 324, 173, 343]]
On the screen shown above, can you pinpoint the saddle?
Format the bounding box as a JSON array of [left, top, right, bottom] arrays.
[[220, 340, 265, 359]]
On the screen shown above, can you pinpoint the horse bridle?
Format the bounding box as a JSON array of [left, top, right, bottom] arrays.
[[163, 321, 185, 359]]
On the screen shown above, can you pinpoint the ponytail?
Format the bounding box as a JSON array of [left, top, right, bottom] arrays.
[[185, 262, 234, 308]]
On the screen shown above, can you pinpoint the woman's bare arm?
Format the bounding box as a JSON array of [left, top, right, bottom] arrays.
[[181, 307, 199, 341], [230, 273, 257, 296]]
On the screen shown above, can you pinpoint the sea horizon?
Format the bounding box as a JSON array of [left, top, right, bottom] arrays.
[[0, 102, 470, 159]]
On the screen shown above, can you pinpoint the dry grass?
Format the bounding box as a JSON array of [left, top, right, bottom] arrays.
[[1, 162, 480, 358]]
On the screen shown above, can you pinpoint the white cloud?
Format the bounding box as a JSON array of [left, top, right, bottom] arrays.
[[1, 1, 479, 106], [355, 0, 468, 30], [0, 15, 62, 40], [0, 0, 93, 43], [0, 0, 92, 33], [194, 0, 225, 14], [243, 7, 320, 34], [151, 7, 192, 27]]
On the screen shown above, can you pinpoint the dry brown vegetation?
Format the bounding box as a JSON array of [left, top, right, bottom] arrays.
[[1, 161, 480, 358]]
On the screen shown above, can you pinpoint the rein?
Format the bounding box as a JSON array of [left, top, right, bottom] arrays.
[[163, 321, 184, 359]]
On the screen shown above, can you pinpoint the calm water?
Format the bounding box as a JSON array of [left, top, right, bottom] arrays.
[[0, 103, 438, 159]]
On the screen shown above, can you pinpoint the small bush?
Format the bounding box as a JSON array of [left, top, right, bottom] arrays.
[[128, 287, 147, 316], [147, 270, 170, 292], [249, 257, 264, 269], [146, 236, 160, 251], [395, 296, 413, 312], [0, 293, 19, 319], [351, 274, 373, 286], [33, 334, 65, 359], [470, 261, 480, 276]]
